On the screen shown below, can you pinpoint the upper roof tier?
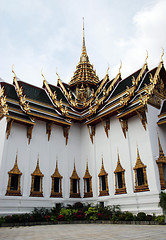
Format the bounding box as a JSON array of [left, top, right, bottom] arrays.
[[69, 21, 99, 88]]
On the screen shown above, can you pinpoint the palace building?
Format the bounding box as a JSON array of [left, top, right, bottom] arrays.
[[0, 24, 166, 216]]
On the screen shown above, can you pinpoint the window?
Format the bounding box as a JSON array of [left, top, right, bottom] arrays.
[[133, 148, 149, 192], [136, 168, 144, 186], [117, 172, 123, 189], [101, 176, 106, 191], [83, 163, 93, 198], [33, 176, 41, 192], [85, 178, 90, 193], [30, 158, 44, 197], [70, 163, 80, 198], [98, 158, 109, 196], [156, 136, 166, 190], [10, 174, 19, 191], [50, 161, 63, 198], [6, 154, 22, 196], [54, 178, 60, 192], [114, 154, 126, 194], [73, 179, 78, 193]]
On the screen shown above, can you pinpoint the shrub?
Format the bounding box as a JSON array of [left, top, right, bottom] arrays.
[[73, 202, 84, 209], [31, 208, 51, 222], [50, 216, 57, 223], [85, 207, 98, 221], [57, 214, 64, 221], [59, 208, 73, 221], [125, 212, 134, 221], [155, 215, 165, 224], [137, 212, 146, 221], [0, 216, 5, 225], [159, 192, 166, 211], [146, 214, 153, 221]]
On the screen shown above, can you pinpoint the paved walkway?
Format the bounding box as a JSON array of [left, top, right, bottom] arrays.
[[0, 224, 166, 240]]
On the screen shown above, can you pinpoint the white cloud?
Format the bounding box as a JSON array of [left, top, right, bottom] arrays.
[[0, 0, 166, 86], [113, 0, 166, 78]]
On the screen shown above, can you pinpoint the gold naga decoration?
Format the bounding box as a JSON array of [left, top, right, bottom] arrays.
[[41, 70, 68, 116], [12, 65, 30, 113], [0, 85, 8, 117]]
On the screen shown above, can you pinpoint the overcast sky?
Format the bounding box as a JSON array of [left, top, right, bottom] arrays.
[[0, 0, 166, 87]]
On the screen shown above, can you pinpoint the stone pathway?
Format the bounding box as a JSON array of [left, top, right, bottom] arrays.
[[0, 224, 166, 240]]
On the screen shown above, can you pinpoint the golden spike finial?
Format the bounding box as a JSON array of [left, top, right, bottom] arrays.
[[161, 48, 164, 63], [37, 153, 39, 164], [107, 64, 110, 75], [12, 64, 16, 78], [15, 150, 18, 165], [56, 68, 60, 80], [145, 50, 148, 64], [41, 68, 45, 80], [119, 60, 122, 75]]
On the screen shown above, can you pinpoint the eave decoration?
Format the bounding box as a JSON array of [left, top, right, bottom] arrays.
[[87, 125, 95, 144], [27, 125, 34, 144], [6, 118, 14, 139], [101, 118, 110, 138]]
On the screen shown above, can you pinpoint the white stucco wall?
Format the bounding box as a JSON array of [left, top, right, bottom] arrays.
[[0, 111, 163, 215]]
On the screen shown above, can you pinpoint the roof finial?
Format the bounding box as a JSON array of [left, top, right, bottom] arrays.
[[161, 48, 164, 63], [145, 50, 148, 64], [107, 64, 110, 75], [41, 68, 45, 81], [12, 64, 16, 78], [119, 60, 122, 75], [82, 17, 87, 55]]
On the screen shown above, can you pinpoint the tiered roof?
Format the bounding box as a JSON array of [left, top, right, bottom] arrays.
[[0, 26, 166, 130]]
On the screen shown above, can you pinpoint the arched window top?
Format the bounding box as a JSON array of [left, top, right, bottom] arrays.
[[8, 153, 22, 176], [70, 162, 80, 180], [83, 162, 92, 179], [98, 157, 108, 177], [31, 155, 44, 177], [51, 161, 62, 179], [114, 153, 125, 173], [133, 147, 146, 170]]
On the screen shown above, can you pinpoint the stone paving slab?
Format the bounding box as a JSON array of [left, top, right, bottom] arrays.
[[0, 224, 166, 240]]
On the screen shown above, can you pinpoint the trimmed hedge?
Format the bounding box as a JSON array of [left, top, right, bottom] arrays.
[[0, 203, 165, 226]]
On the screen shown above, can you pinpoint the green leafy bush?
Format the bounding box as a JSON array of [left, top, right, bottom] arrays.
[[136, 212, 146, 221], [155, 215, 165, 224], [159, 192, 166, 211]]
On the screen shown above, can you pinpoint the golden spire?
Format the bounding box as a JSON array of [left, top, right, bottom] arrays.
[[82, 17, 87, 56]]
